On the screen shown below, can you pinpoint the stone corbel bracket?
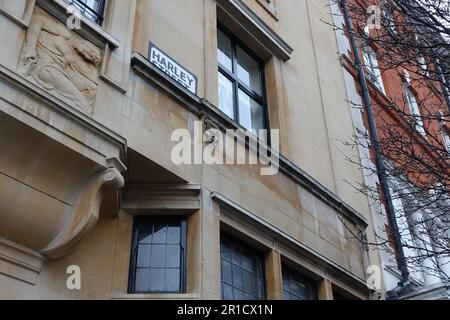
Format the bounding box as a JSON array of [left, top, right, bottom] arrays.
[[40, 161, 125, 259]]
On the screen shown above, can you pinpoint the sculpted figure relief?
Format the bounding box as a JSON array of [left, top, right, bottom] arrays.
[[18, 8, 102, 113]]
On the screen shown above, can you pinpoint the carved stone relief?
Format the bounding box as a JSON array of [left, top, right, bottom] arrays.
[[18, 7, 102, 114]]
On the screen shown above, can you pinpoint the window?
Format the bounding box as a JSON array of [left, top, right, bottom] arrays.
[[217, 26, 268, 135], [389, 187, 424, 282], [362, 45, 385, 94], [405, 88, 425, 135], [417, 55, 429, 77], [383, 9, 397, 34], [282, 266, 317, 300], [64, 0, 106, 25], [128, 216, 187, 294], [442, 128, 450, 152], [220, 234, 266, 300]]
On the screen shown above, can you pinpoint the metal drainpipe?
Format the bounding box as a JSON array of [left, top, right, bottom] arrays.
[[339, 0, 411, 296]]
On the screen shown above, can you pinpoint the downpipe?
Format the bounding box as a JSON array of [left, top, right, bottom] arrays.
[[339, 0, 411, 299]]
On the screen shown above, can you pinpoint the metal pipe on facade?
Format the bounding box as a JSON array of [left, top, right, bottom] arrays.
[[339, 0, 411, 297]]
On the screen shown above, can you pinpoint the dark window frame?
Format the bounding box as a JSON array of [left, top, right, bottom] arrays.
[[220, 232, 267, 300], [217, 23, 270, 136], [282, 265, 318, 300], [64, 0, 107, 25], [128, 215, 187, 294]]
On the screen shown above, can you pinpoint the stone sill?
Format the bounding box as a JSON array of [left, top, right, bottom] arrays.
[[111, 293, 200, 300]]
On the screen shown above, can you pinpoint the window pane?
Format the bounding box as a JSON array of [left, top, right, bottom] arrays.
[[220, 234, 265, 300], [241, 254, 253, 272], [217, 30, 233, 72], [242, 270, 256, 293], [232, 265, 243, 289], [165, 269, 181, 292], [138, 224, 153, 244], [233, 289, 244, 300], [218, 73, 235, 118], [221, 260, 233, 284], [136, 245, 151, 267], [150, 244, 166, 268], [405, 88, 425, 135], [282, 266, 317, 300], [238, 90, 264, 133], [237, 47, 262, 95], [166, 245, 181, 268], [221, 241, 232, 261], [223, 283, 234, 300], [129, 217, 186, 294], [152, 222, 167, 243], [167, 223, 181, 244], [134, 268, 150, 292], [149, 269, 166, 292]]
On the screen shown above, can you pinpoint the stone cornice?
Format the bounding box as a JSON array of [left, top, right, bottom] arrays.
[[131, 52, 368, 228], [216, 0, 292, 61]]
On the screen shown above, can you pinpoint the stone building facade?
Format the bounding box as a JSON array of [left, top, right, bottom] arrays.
[[0, 0, 381, 299]]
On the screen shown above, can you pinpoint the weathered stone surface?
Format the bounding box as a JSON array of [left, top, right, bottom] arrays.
[[18, 7, 102, 113]]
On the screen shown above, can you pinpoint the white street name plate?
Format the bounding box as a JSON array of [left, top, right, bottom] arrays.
[[149, 43, 198, 95]]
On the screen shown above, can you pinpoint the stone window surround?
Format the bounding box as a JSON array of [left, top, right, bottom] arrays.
[[110, 188, 369, 300], [111, 184, 203, 300], [208, 0, 294, 157], [112, 212, 200, 300], [128, 215, 188, 294], [216, 0, 292, 62], [214, 192, 371, 300]]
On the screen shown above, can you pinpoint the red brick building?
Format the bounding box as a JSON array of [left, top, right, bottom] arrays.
[[331, 0, 450, 299]]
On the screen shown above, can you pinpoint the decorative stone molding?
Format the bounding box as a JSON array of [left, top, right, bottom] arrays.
[[216, 0, 292, 61], [122, 184, 202, 214], [18, 7, 103, 114], [202, 116, 221, 144], [0, 154, 125, 261], [41, 166, 125, 259], [0, 237, 43, 285]]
